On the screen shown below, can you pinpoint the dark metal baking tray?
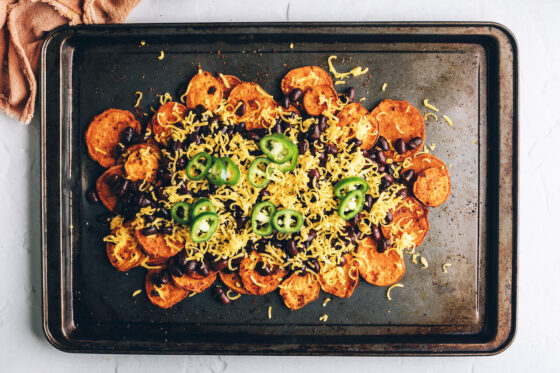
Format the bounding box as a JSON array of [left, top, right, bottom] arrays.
[[41, 23, 517, 355]]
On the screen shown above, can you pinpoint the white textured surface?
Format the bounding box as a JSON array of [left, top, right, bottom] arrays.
[[0, 0, 556, 371]]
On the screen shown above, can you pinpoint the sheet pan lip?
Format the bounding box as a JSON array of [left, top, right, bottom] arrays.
[[39, 22, 518, 355]]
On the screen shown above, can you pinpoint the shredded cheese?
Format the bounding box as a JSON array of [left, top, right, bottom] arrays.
[[423, 99, 439, 112], [382, 83, 387, 91], [132, 289, 142, 297], [429, 143, 436, 150], [442, 263, 452, 273], [322, 298, 331, 307], [319, 314, 328, 322], [134, 91, 143, 108], [423, 112, 438, 121], [327, 55, 369, 80], [386, 283, 404, 300], [158, 51, 165, 60], [289, 43, 294, 49], [226, 290, 241, 300], [140, 40, 146, 47], [443, 115, 453, 127], [268, 306, 272, 319], [420, 257, 428, 268]]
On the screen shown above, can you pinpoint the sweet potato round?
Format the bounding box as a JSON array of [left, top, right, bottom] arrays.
[[318, 254, 359, 298], [279, 272, 320, 310], [302, 84, 338, 116], [145, 269, 189, 309], [336, 102, 379, 150], [239, 252, 287, 295], [280, 66, 333, 95], [185, 71, 223, 111], [356, 237, 405, 287], [413, 167, 451, 207]]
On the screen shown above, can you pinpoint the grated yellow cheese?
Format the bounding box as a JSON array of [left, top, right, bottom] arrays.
[[423, 112, 438, 121], [132, 289, 142, 297], [442, 263, 452, 273], [382, 83, 387, 91], [268, 306, 272, 319], [319, 314, 328, 322], [140, 40, 146, 47], [134, 91, 143, 108], [386, 283, 404, 300], [289, 43, 294, 49], [322, 298, 332, 307], [443, 115, 453, 127], [423, 99, 439, 112], [420, 257, 428, 268], [158, 51, 165, 60], [328, 55, 369, 80]]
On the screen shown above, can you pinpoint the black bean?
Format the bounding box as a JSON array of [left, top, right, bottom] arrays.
[[349, 138, 362, 150], [121, 126, 135, 146], [237, 121, 246, 134], [397, 188, 408, 198], [160, 226, 173, 235], [377, 238, 389, 253], [308, 123, 321, 141], [211, 259, 228, 271], [160, 157, 171, 170], [195, 104, 206, 117], [402, 169, 415, 182], [375, 136, 388, 151], [208, 86, 217, 95], [298, 264, 308, 275], [272, 122, 283, 133], [307, 259, 320, 273], [256, 240, 268, 253], [87, 190, 99, 203], [259, 189, 271, 198], [395, 138, 407, 154], [107, 174, 123, 187], [288, 88, 303, 102], [285, 239, 299, 257], [376, 150, 387, 165], [143, 214, 155, 224], [364, 194, 374, 211], [236, 216, 248, 229], [176, 250, 189, 267], [281, 120, 292, 132], [407, 137, 423, 150], [231, 257, 243, 268], [177, 182, 189, 195], [319, 116, 328, 131], [382, 173, 394, 184], [371, 226, 382, 241], [169, 263, 183, 278], [377, 164, 386, 173], [385, 211, 393, 224], [257, 262, 272, 276], [282, 96, 291, 109], [176, 156, 187, 169], [345, 230, 358, 245], [306, 229, 317, 244], [141, 226, 158, 236], [190, 132, 201, 145], [151, 272, 162, 287], [308, 168, 320, 187], [116, 180, 130, 197], [246, 131, 261, 141], [184, 260, 197, 276], [129, 180, 142, 192], [235, 100, 246, 116], [349, 214, 361, 228], [317, 151, 327, 167], [160, 172, 173, 185], [346, 87, 356, 103], [297, 140, 308, 155], [168, 139, 182, 152], [215, 286, 225, 296], [136, 194, 152, 207], [159, 270, 170, 285], [324, 143, 338, 155], [198, 262, 210, 277]]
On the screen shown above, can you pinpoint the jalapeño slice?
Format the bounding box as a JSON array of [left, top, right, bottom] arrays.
[[251, 201, 277, 236], [206, 156, 227, 186], [248, 157, 273, 188], [220, 157, 240, 186], [333, 176, 369, 199], [170, 202, 192, 225], [186, 152, 212, 181], [191, 197, 216, 219], [276, 147, 299, 173], [259, 134, 296, 164], [272, 209, 304, 234], [337, 189, 365, 220], [190, 212, 219, 243]]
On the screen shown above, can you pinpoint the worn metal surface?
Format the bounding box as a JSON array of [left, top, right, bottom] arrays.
[[41, 23, 517, 354]]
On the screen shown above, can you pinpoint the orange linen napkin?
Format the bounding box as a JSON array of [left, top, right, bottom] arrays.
[[0, 0, 140, 124]]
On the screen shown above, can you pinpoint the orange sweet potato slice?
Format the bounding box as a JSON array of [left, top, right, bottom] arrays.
[[239, 252, 288, 295], [413, 167, 451, 207], [402, 153, 448, 175], [336, 102, 379, 150], [371, 99, 425, 162], [134, 230, 183, 261], [356, 237, 405, 287], [150, 101, 188, 145], [318, 254, 359, 298], [123, 143, 161, 182], [216, 73, 242, 97], [381, 197, 429, 249], [302, 84, 338, 116], [85, 108, 140, 168], [280, 66, 333, 95], [145, 270, 189, 309], [96, 165, 124, 212], [171, 268, 217, 293], [219, 271, 251, 295], [105, 224, 145, 272], [228, 82, 277, 130], [279, 272, 320, 310], [185, 71, 223, 111]]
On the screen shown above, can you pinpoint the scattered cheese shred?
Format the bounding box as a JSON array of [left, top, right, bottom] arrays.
[[442, 263, 452, 273], [386, 283, 404, 301], [134, 91, 143, 108], [335, 80, 346, 85], [94, 147, 107, 155], [420, 257, 428, 268], [226, 290, 241, 300], [268, 306, 272, 319], [289, 43, 294, 49], [423, 99, 439, 112], [132, 289, 142, 297], [412, 254, 418, 264], [327, 55, 369, 80], [319, 314, 328, 322], [429, 143, 436, 150], [423, 112, 438, 121], [382, 83, 387, 91], [140, 40, 146, 47], [322, 298, 331, 307], [443, 115, 453, 127], [472, 140, 477, 144], [158, 51, 165, 60]]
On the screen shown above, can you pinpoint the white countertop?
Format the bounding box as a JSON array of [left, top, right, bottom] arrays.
[[0, 0, 555, 371]]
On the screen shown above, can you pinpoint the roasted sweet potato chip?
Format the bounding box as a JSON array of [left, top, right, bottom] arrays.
[[239, 252, 287, 295], [134, 230, 182, 261], [106, 224, 145, 272], [85, 108, 140, 168], [96, 165, 124, 212], [381, 197, 429, 249], [171, 268, 217, 293], [216, 73, 242, 97], [228, 82, 277, 130], [185, 71, 223, 111], [123, 143, 160, 182], [413, 167, 451, 207], [150, 101, 187, 145], [371, 99, 425, 162], [145, 270, 189, 309], [336, 103, 379, 150], [402, 153, 448, 175], [302, 84, 338, 116], [280, 66, 333, 95], [356, 237, 405, 287], [279, 272, 320, 310], [318, 254, 359, 298], [219, 271, 251, 295]]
